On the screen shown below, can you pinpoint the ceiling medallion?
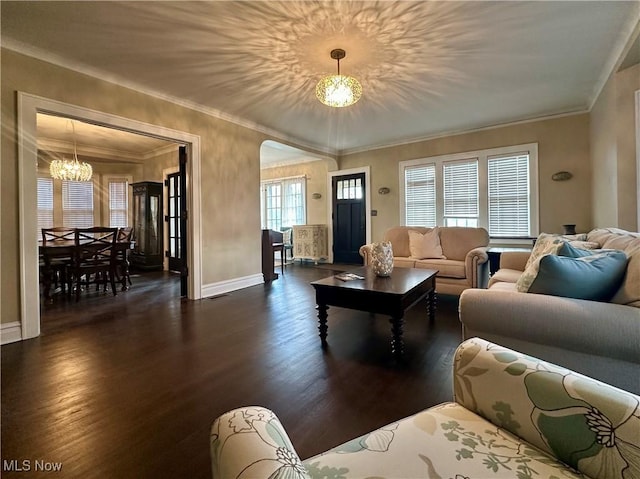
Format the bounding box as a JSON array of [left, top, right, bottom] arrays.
[[316, 49, 362, 108]]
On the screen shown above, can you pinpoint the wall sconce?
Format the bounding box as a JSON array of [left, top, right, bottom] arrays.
[[378, 187, 390, 195], [552, 171, 572, 181], [311, 192, 322, 199]]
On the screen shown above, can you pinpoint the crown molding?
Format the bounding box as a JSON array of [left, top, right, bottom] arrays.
[[143, 142, 181, 160], [3, 39, 336, 156], [339, 109, 588, 157], [588, 11, 640, 111], [37, 137, 145, 162]]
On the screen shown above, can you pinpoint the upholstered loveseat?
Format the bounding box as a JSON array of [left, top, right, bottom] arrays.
[[460, 228, 640, 394], [359, 226, 490, 295], [210, 337, 640, 479]]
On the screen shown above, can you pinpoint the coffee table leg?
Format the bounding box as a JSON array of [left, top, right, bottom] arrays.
[[389, 316, 405, 357], [316, 303, 328, 348]]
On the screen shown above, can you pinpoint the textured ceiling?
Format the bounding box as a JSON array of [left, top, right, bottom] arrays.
[[3, 1, 639, 154]]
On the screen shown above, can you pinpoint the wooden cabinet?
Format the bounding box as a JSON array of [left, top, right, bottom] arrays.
[[131, 182, 163, 270], [293, 224, 328, 263]]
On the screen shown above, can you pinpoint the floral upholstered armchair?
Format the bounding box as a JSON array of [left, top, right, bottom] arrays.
[[210, 338, 640, 479]]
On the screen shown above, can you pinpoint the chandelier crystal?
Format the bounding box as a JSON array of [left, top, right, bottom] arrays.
[[49, 120, 93, 182], [316, 49, 362, 108]]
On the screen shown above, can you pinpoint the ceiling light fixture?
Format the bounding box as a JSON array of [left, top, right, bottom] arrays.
[[316, 49, 362, 108], [49, 120, 93, 182]]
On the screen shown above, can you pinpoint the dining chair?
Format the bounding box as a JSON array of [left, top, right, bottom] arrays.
[[115, 226, 134, 290], [41, 227, 76, 296], [68, 227, 119, 302]]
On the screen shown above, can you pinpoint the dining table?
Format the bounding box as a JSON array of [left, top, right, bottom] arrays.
[[39, 238, 133, 301]]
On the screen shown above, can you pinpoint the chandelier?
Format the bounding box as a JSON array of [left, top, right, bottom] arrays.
[[49, 120, 93, 182], [316, 49, 362, 108]]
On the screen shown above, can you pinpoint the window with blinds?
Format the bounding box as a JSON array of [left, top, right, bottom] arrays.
[[108, 178, 129, 228], [400, 143, 538, 240], [488, 154, 530, 237], [260, 176, 306, 230], [443, 159, 478, 227], [37, 177, 54, 239], [62, 180, 94, 228], [404, 164, 436, 226]]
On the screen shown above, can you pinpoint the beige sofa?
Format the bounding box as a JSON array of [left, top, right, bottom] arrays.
[[460, 228, 640, 394], [359, 226, 490, 295], [211, 337, 640, 479]]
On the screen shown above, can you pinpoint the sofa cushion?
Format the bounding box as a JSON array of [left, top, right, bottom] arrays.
[[414, 258, 465, 278], [393, 257, 416, 268], [438, 226, 489, 261], [516, 233, 566, 292], [588, 228, 640, 307], [527, 250, 628, 301], [384, 226, 432, 258], [303, 403, 581, 479], [408, 228, 446, 259], [488, 268, 522, 287]]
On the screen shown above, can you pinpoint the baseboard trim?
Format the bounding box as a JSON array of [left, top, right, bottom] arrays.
[[1, 322, 23, 345], [201, 274, 264, 299]]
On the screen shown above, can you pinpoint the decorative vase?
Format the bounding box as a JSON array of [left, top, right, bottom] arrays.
[[371, 241, 394, 277]]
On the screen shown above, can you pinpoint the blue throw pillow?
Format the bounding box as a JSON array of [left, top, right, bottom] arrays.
[[557, 241, 594, 258], [528, 250, 628, 301]]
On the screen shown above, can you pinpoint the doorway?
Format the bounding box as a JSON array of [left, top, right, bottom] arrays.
[[332, 172, 367, 263], [16, 93, 202, 341]]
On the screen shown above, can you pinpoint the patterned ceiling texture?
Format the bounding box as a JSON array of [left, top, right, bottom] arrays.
[[3, 1, 638, 153]]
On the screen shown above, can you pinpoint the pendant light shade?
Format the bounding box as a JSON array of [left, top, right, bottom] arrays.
[[49, 120, 93, 182], [316, 49, 362, 108]]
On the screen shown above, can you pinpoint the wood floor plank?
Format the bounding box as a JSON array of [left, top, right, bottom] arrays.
[[1, 265, 462, 478]]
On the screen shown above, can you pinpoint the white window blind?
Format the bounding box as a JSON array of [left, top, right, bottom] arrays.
[[261, 176, 306, 230], [37, 177, 54, 239], [488, 154, 530, 237], [404, 164, 436, 227], [62, 180, 94, 228], [109, 178, 129, 228], [443, 159, 478, 227]]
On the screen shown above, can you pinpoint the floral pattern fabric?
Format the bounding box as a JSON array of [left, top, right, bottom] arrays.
[[211, 338, 640, 479]]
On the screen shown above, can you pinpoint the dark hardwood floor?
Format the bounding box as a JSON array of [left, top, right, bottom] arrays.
[[2, 264, 463, 478]]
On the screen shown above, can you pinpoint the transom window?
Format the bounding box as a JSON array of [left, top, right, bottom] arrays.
[[400, 143, 538, 241], [336, 176, 363, 200]]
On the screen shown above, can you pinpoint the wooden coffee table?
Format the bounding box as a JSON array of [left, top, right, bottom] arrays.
[[310, 266, 437, 357]]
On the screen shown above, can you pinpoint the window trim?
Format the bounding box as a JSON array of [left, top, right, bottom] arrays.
[[399, 143, 539, 244]]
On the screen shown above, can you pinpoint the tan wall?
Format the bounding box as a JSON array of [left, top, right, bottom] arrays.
[[143, 146, 180, 182], [1, 49, 300, 324], [616, 64, 640, 230], [260, 160, 331, 226], [590, 72, 619, 227], [590, 62, 640, 231], [340, 114, 592, 241]]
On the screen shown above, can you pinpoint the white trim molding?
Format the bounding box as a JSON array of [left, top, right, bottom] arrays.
[[636, 89, 640, 229], [17, 92, 203, 341], [201, 274, 264, 299], [1, 322, 23, 345]]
